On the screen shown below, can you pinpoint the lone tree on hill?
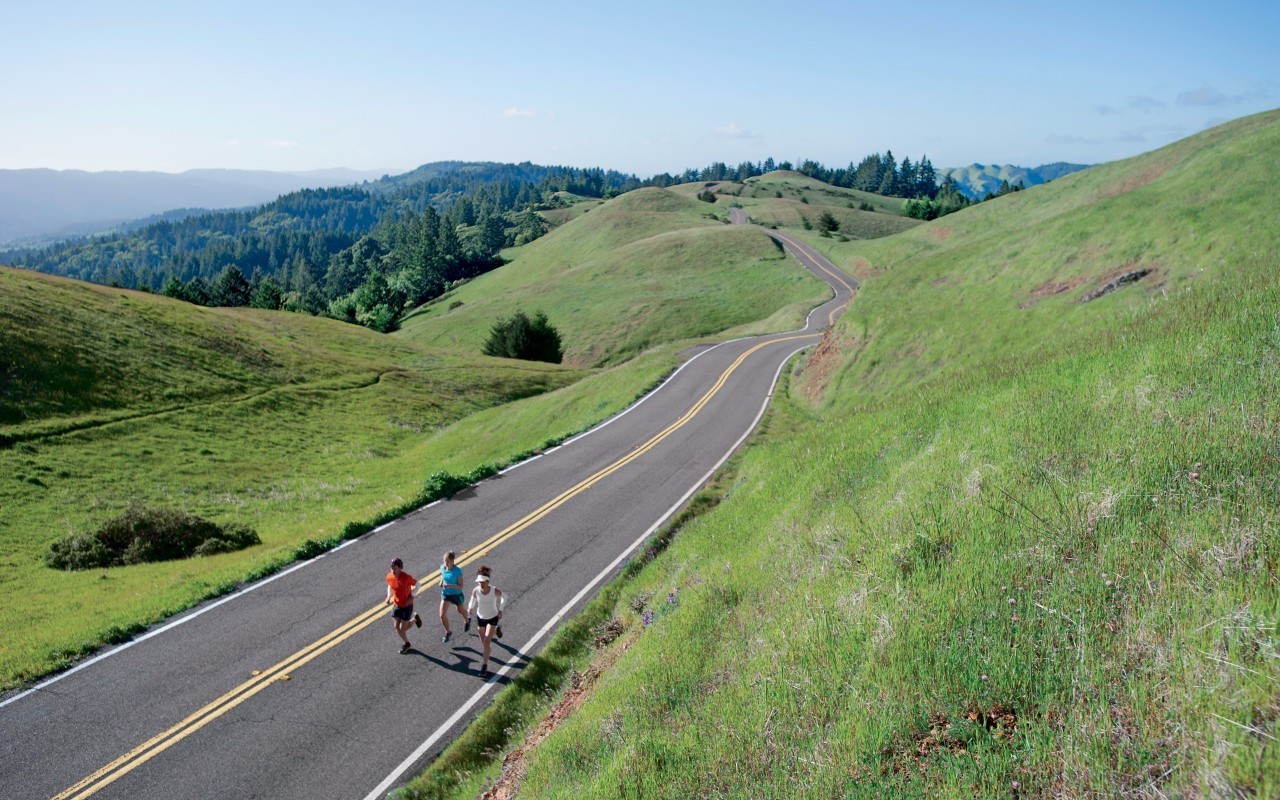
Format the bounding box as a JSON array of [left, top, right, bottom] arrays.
[[483, 310, 564, 363], [818, 210, 840, 232]]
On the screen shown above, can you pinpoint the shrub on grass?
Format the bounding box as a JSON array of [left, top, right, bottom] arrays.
[[482, 310, 564, 364], [46, 506, 260, 570]]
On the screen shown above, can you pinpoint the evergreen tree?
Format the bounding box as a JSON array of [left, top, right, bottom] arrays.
[[211, 265, 251, 307], [184, 276, 212, 306], [915, 156, 938, 199], [250, 275, 283, 309], [162, 275, 187, 301], [878, 150, 899, 196], [899, 157, 916, 197]]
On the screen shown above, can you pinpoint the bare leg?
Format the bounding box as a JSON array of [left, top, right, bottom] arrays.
[[479, 626, 493, 670]]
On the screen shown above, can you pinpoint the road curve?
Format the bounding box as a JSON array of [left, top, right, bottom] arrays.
[[0, 212, 857, 800]]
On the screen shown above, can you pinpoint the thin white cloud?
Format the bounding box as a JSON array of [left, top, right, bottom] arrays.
[[504, 107, 536, 118], [266, 139, 299, 150], [1177, 85, 1228, 107], [1046, 133, 1098, 145], [715, 122, 757, 139], [1129, 95, 1164, 112]]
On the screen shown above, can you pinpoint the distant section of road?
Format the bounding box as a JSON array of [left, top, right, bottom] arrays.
[[0, 214, 858, 800]]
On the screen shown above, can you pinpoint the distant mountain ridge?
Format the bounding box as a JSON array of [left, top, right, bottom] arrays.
[[939, 162, 1090, 199], [0, 167, 388, 246]]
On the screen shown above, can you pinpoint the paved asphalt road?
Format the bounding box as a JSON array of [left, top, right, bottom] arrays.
[[0, 214, 857, 800]]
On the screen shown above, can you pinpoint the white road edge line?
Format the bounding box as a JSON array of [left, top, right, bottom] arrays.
[[0, 539, 357, 710], [363, 340, 813, 800]]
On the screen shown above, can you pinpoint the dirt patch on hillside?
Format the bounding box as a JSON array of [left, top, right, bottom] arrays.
[[1097, 159, 1174, 200], [929, 226, 953, 242], [479, 631, 637, 800], [799, 328, 862, 402], [1078, 263, 1163, 303], [1019, 276, 1087, 309], [850, 256, 881, 279], [884, 705, 1019, 775]]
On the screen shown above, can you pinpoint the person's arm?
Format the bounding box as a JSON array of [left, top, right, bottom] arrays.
[[384, 581, 393, 605], [466, 587, 477, 615], [495, 588, 505, 617]]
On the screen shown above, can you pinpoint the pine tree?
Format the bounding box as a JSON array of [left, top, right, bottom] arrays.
[[915, 156, 938, 199], [212, 265, 252, 307], [162, 275, 187, 301], [250, 275, 283, 309], [878, 150, 899, 196]]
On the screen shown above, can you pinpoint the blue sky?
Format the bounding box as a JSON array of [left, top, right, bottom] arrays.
[[3, 0, 1276, 176]]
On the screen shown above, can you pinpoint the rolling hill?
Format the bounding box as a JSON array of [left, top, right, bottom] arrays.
[[396, 186, 830, 366]]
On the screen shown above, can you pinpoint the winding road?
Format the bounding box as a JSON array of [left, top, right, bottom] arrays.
[[0, 212, 858, 800]]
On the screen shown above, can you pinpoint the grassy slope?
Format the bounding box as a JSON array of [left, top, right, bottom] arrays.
[[0, 271, 590, 687], [396, 187, 829, 366], [461, 111, 1280, 798]]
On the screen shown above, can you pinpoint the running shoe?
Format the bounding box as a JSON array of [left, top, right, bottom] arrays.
[[400, 642, 412, 654], [495, 626, 503, 640], [463, 617, 471, 633], [442, 631, 452, 643], [413, 613, 422, 628]]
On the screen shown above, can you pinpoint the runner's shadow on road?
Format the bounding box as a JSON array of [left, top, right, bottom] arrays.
[[410, 646, 521, 684]]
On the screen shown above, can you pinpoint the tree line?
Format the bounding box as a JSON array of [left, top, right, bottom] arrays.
[[647, 150, 943, 199], [0, 164, 639, 332]]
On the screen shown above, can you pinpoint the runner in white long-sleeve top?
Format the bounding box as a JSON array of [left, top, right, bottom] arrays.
[[466, 565, 504, 677]]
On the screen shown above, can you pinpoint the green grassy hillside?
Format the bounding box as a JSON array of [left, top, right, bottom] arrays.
[[397, 187, 829, 366], [0, 270, 593, 687], [407, 110, 1280, 798]]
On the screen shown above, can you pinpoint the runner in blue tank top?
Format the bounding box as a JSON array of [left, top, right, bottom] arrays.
[[438, 550, 470, 644]]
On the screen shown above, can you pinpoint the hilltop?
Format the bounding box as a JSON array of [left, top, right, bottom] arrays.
[[396, 186, 830, 366]]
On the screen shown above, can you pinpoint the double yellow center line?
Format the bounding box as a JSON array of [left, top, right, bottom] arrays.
[[767, 230, 859, 326], [53, 331, 818, 799]]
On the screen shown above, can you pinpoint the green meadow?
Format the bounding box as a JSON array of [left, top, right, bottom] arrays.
[[400, 111, 1280, 797]]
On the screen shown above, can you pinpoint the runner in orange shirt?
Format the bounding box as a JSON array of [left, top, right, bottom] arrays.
[[384, 557, 422, 654]]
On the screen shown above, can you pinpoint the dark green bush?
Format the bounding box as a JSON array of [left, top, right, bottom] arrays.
[[46, 506, 261, 570], [482, 310, 563, 363]]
